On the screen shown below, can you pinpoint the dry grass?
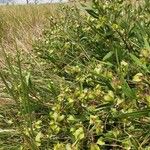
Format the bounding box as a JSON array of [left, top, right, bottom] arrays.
[[0, 4, 59, 52], [0, 4, 61, 105]]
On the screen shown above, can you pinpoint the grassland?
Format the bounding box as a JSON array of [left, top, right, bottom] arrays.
[[0, 0, 150, 149], [0, 4, 59, 148], [0, 4, 59, 103], [0, 4, 59, 55]]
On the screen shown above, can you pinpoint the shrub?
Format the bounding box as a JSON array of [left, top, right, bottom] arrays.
[[1, 0, 150, 149]]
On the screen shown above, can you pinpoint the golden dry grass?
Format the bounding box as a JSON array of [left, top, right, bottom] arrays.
[[0, 4, 60, 105], [0, 4, 59, 51]]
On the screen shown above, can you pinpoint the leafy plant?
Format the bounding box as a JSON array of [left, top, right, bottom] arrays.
[[1, 0, 150, 149]]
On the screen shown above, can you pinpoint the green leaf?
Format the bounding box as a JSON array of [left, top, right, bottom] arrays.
[[143, 37, 150, 50], [97, 138, 105, 146], [85, 9, 99, 18], [25, 72, 31, 87], [54, 143, 65, 150], [129, 53, 148, 72], [90, 143, 100, 150], [35, 132, 43, 147], [66, 144, 72, 150], [122, 80, 136, 99], [73, 127, 84, 141], [117, 109, 150, 118], [103, 51, 114, 61]]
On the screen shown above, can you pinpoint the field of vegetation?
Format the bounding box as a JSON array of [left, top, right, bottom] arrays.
[[0, 0, 150, 149]]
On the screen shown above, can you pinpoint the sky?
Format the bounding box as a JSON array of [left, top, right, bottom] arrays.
[[15, 0, 68, 3], [0, 0, 68, 4]]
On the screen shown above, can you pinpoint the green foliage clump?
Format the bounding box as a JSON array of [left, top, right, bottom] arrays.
[[1, 0, 150, 149]]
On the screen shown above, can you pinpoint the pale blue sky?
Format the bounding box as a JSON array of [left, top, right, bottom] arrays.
[[0, 0, 68, 4], [16, 0, 67, 3]]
